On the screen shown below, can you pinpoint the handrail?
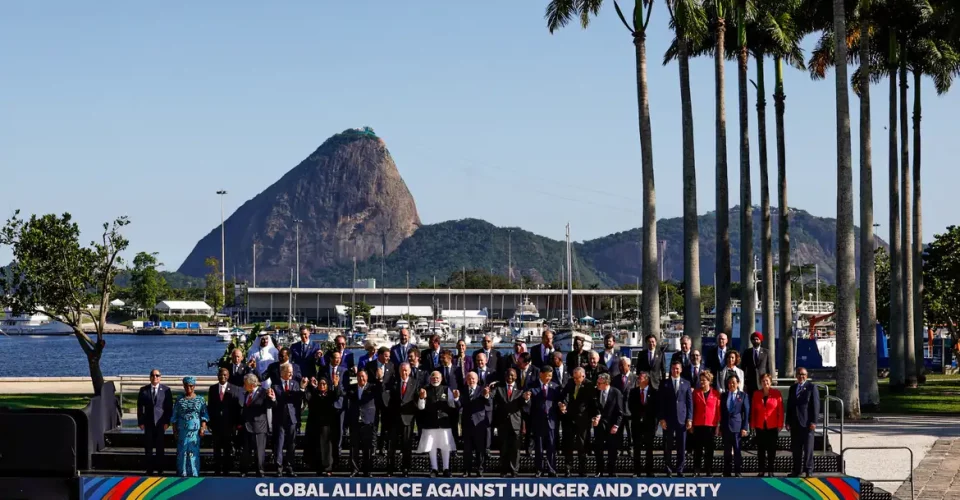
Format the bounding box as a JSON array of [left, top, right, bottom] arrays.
[[823, 395, 844, 455], [842, 446, 914, 500]]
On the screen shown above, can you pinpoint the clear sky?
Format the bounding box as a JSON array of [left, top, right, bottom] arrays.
[[1, 1, 957, 270]]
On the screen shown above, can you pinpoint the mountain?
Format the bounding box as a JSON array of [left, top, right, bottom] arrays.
[[177, 127, 421, 283]]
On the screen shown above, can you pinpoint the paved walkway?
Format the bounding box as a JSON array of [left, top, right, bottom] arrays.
[[895, 438, 960, 500]]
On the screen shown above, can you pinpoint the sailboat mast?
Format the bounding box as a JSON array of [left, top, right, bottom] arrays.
[[566, 223, 574, 326]]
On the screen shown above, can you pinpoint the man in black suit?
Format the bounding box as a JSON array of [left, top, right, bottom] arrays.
[[583, 351, 608, 382], [493, 368, 530, 477], [786, 367, 820, 477], [345, 370, 379, 477], [473, 335, 502, 374], [681, 350, 707, 385], [560, 367, 597, 477], [388, 362, 420, 476], [208, 367, 238, 475], [473, 352, 497, 386], [549, 351, 569, 387], [598, 333, 620, 374], [741, 332, 770, 396], [263, 347, 302, 386], [628, 372, 659, 477], [659, 361, 693, 477], [611, 357, 635, 455], [269, 363, 303, 477], [528, 366, 562, 477], [566, 337, 590, 373], [421, 335, 443, 372], [592, 373, 624, 477], [407, 347, 430, 385], [137, 369, 172, 475], [390, 329, 416, 369], [706, 333, 731, 377], [221, 348, 254, 388], [436, 349, 461, 391], [238, 373, 274, 477], [670, 335, 694, 371], [459, 371, 493, 477], [323, 350, 350, 390], [367, 347, 394, 455], [636, 335, 666, 389], [531, 330, 556, 368]]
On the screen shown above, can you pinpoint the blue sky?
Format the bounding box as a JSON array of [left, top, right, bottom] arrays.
[[1, 1, 957, 270]]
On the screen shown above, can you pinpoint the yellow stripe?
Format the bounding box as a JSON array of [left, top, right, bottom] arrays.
[[128, 477, 163, 500], [806, 479, 840, 500]]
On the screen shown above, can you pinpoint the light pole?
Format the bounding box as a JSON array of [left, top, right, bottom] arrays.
[[873, 223, 881, 251], [216, 190, 227, 308], [293, 218, 302, 288]]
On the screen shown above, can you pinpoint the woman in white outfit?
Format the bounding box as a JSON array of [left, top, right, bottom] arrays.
[[416, 370, 458, 477], [717, 350, 745, 394]]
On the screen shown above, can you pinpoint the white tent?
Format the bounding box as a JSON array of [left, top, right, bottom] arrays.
[[441, 309, 488, 329], [335, 305, 433, 319], [109, 299, 125, 308], [155, 300, 214, 316]]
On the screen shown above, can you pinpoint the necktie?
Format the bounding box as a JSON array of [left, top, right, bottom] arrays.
[[508, 386, 513, 399], [640, 390, 646, 405], [622, 375, 627, 388], [402, 381, 407, 397], [693, 366, 698, 380], [755, 349, 760, 365], [434, 353, 439, 365], [152, 387, 157, 404], [720, 350, 725, 364], [246, 392, 253, 406], [797, 383, 802, 396], [284, 381, 289, 392], [574, 384, 580, 399], [728, 394, 734, 413], [520, 371, 526, 387], [674, 379, 679, 393], [601, 391, 607, 406], [479, 370, 484, 385], [648, 351, 653, 365], [220, 386, 225, 401]]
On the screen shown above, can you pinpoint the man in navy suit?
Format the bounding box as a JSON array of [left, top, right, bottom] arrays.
[[659, 360, 693, 477], [289, 326, 321, 378], [137, 369, 172, 475], [682, 350, 707, 385], [458, 371, 493, 477], [719, 374, 750, 477], [636, 335, 666, 389], [706, 333, 731, 377], [421, 335, 444, 372], [549, 351, 570, 387], [592, 373, 624, 477], [208, 367, 238, 476], [531, 330, 556, 368], [366, 347, 394, 455], [388, 362, 420, 476], [628, 372, 659, 477], [493, 368, 530, 477], [221, 348, 255, 388], [345, 370, 379, 477], [560, 367, 597, 477], [390, 329, 416, 369], [786, 367, 820, 477], [269, 363, 303, 477], [473, 335, 502, 374], [473, 352, 497, 386], [528, 365, 562, 477], [670, 335, 694, 371], [436, 349, 461, 391]]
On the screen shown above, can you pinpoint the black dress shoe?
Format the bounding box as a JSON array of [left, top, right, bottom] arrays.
[[462, 472, 470, 478], [401, 471, 410, 478], [548, 472, 558, 478], [240, 473, 248, 478], [593, 473, 602, 478], [677, 472, 685, 478], [444, 470, 452, 478], [255, 472, 265, 478], [734, 473, 742, 478], [287, 470, 297, 478], [277, 471, 284, 478], [666, 471, 673, 478], [430, 470, 438, 478], [535, 472, 543, 478], [350, 471, 361, 478], [757, 473, 765, 478], [804, 472, 812, 478], [646, 472, 655, 478]]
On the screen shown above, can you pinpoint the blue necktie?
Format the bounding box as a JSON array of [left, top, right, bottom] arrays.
[[728, 394, 735, 413]]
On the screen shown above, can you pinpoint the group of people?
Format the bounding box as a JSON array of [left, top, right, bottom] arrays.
[[136, 327, 821, 479]]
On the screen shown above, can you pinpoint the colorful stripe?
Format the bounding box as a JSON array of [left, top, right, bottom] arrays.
[[83, 477, 204, 500], [763, 478, 861, 500], [103, 476, 140, 500], [128, 477, 164, 500]]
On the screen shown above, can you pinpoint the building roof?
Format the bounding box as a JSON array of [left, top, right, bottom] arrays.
[[110, 299, 125, 307], [440, 310, 488, 318], [334, 305, 434, 317], [155, 300, 213, 312]]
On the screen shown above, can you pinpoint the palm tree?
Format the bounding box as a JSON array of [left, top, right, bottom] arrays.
[[734, 0, 755, 343], [710, 0, 734, 340], [545, 0, 661, 341], [664, 0, 709, 349]]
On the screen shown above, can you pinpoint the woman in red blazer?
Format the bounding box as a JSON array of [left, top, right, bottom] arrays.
[[691, 370, 721, 476], [750, 373, 784, 476]]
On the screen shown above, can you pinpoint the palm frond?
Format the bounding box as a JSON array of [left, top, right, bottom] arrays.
[[546, 0, 579, 33], [808, 30, 835, 80], [578, 0, 605, 28]]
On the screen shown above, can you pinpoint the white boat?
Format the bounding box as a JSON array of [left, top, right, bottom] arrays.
[[215, 327, 232, 342], [364, 328, 394, 350], [0, 309, 74, 336], [414, 319, 429, 336], [509, 298, 545, 343], [395, 319, 410, 330], [352, 319, 369, 333]]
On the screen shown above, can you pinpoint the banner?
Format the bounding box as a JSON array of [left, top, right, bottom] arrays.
[[80, 476, 860, 500]]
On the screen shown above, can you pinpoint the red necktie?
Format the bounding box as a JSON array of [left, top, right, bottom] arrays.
[[508, 386, 513, 399], [622, 375, 627, 387], [246, 393, 253, 406], [220, 386, 225, 401], [401, 381, 407, 397], [640, 390, 645, 405]]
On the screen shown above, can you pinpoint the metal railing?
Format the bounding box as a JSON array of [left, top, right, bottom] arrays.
[[842, 446, 914, 500], [822, 395, 844, 455]]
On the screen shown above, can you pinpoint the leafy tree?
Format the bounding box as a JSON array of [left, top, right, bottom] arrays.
[[0, 211, 129, 395], [345, 301, 373, 323], [921, 226, 960, 346], [129, 251, 166, 314], [204, 257, 224, 315], [875, 246, 891, 332]]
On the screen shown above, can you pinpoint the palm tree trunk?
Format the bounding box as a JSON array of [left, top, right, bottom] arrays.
[[899, 37, 917, 388], [715, 16, 733, 339], [635, 31, 661, 342], [756, 53, 776, 376], [888, 36, 905, 389], [912, 69, 924, 383], [775, 56, 793, 378], [858, 6, 879, 408], [737, 7, 755, 343], [832, 0, 860, 418], [678, 36, 702, 350]]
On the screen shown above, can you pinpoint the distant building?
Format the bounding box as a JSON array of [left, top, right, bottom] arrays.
[[154, 300, 214, 316], [353, 278, 376, 289]]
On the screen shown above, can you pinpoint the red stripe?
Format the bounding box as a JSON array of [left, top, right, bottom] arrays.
[[826, 477, 860, 500], [103, 476, 140, 500]]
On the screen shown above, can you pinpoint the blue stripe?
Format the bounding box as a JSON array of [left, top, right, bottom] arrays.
[[87, 477, 123, 500], [82, 477, 106, 495]]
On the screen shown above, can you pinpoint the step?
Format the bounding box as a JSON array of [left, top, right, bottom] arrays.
[[92, 448, 843, 475], [859, 481, 894, 500]]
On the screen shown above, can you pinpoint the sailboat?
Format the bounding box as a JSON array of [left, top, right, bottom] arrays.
[[552, 223, 594, 351]]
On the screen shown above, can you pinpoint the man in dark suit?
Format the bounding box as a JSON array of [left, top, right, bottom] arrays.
[[636, 335, 666, 389], [390, 329, 416, 369], [681, 350, 707, 385], [493, 368, 529, 477], [345, 370, 379, 477], [388, 362, 420, 476], [741, 332, 770, 396], [322, 351, 350, 390], [549, 351, 570, 387], [290, 326, 321, 379], [560, 367, 597, 477], [454, 339, 474, 383], [262, 347, 302, 386], [659, 361, 693, 477], [513, 352, 537, 454], [436, 349, 461, 391], [786, 367, 820, 477], [238, 373, 274, 477], [366, 347, 395, 455], [459, 371, 493, 477], [611, 357, 636, 455], [566, 337, 590, 372], [531, 330, 556, 368], [670, 335, 694, 371], [421, 335, 444, 372], [528, 365, 562, 477], [502, 340, 527, 374], [719, 375, 750, 477], [598, 333, 620, 374], [319, 334, 355, 370], [628, 372, 659, 477], [407, 348, 429, 385], [473, 335, 502, 374], [706, 333, 731, 377], [592, 373, 624, 477], [473, 351, 498, 386], [222, 348, 254, 388], [583, 351, 609, 382], [269, 364, 303, 477], [208, 367, 238, 475], [137, 369, 172, 475]]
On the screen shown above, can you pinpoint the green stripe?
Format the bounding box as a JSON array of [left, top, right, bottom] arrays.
[[152, 478, 204, 500], [763, 478, 818, 500]]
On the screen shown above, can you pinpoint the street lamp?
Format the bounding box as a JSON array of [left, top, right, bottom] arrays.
[[216, 190, 227, 308], [873, 223, 881, 251], [293, 218, 302, 288]]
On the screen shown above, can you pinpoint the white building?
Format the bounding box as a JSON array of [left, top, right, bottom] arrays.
[[154, 300, 214, 316], [441, 309, 488, 329]]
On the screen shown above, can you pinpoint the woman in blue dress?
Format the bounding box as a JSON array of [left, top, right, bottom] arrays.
[[171, 376, 209, 477]]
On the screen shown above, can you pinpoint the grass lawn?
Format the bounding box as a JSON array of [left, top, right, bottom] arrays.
[[0, 393, 136, 412], [818, 374, 960, 415]]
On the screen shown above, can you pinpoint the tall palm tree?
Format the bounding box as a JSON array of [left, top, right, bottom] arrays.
[[546, 0, 661, 341], [734, 0, 756, 343], [710, 0, 734, 340], [664, 0, 709, 349], [888, 30, 905, 388]]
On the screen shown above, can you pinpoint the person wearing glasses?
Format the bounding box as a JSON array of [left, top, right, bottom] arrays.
[[137, 370, 172, 475], [786, 367, 820, 477], [171, 376, 208, 477]]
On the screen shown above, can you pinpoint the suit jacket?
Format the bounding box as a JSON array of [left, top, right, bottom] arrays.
[[459, 385, 493, 430], [473, 365, 497, 386], [390, 343, 416, 368], [454, 355, 474, 378], [627, 386, 659, 431], [750, 389, 785, 430], [304, 384, 344, 429], [530, 344, 557, 368], [595, 387, 624, 432], [550, 365, 570, 388], [741, 347, 770, 392], [719, 390, 750, 433], [611, 372, 637, 410], [681, 362, 707, 385], [565, 350, 590, 372], [365, 361, 395, 409], [786, 382, 820, 429], [272, 379, 304, 428], [343, 384, 378, 427], [207, 383, 238, 433], [718, 366, 745, 393], [493, 384, 529, 434], [408, 365, 429, 386], [528, 382, 562, 434], [636, 349, 666, 389], [391, 377, 421, 426], [322, 363, 350, 390], [658, 378, 693, 429], [583, 364, 608, 383], [356, 353, 379, 372], [221, 362, 254, 388], [562, 380, 598, 427], [435, 364, 461, 391], [263, 361, 302, 387], [137, 384, 172, 428], [705, 346, 732, 376], [289, 341, 320, 378], [319, 349, 355, 369], [670, 350, 694, 372], [237, 387, 274, 434], [692, 388, 722, 427], [421, 349, 443, 372], [598, 350, 621, 374], [515, 365, 538, 389], [473, 349, 502, 374]]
